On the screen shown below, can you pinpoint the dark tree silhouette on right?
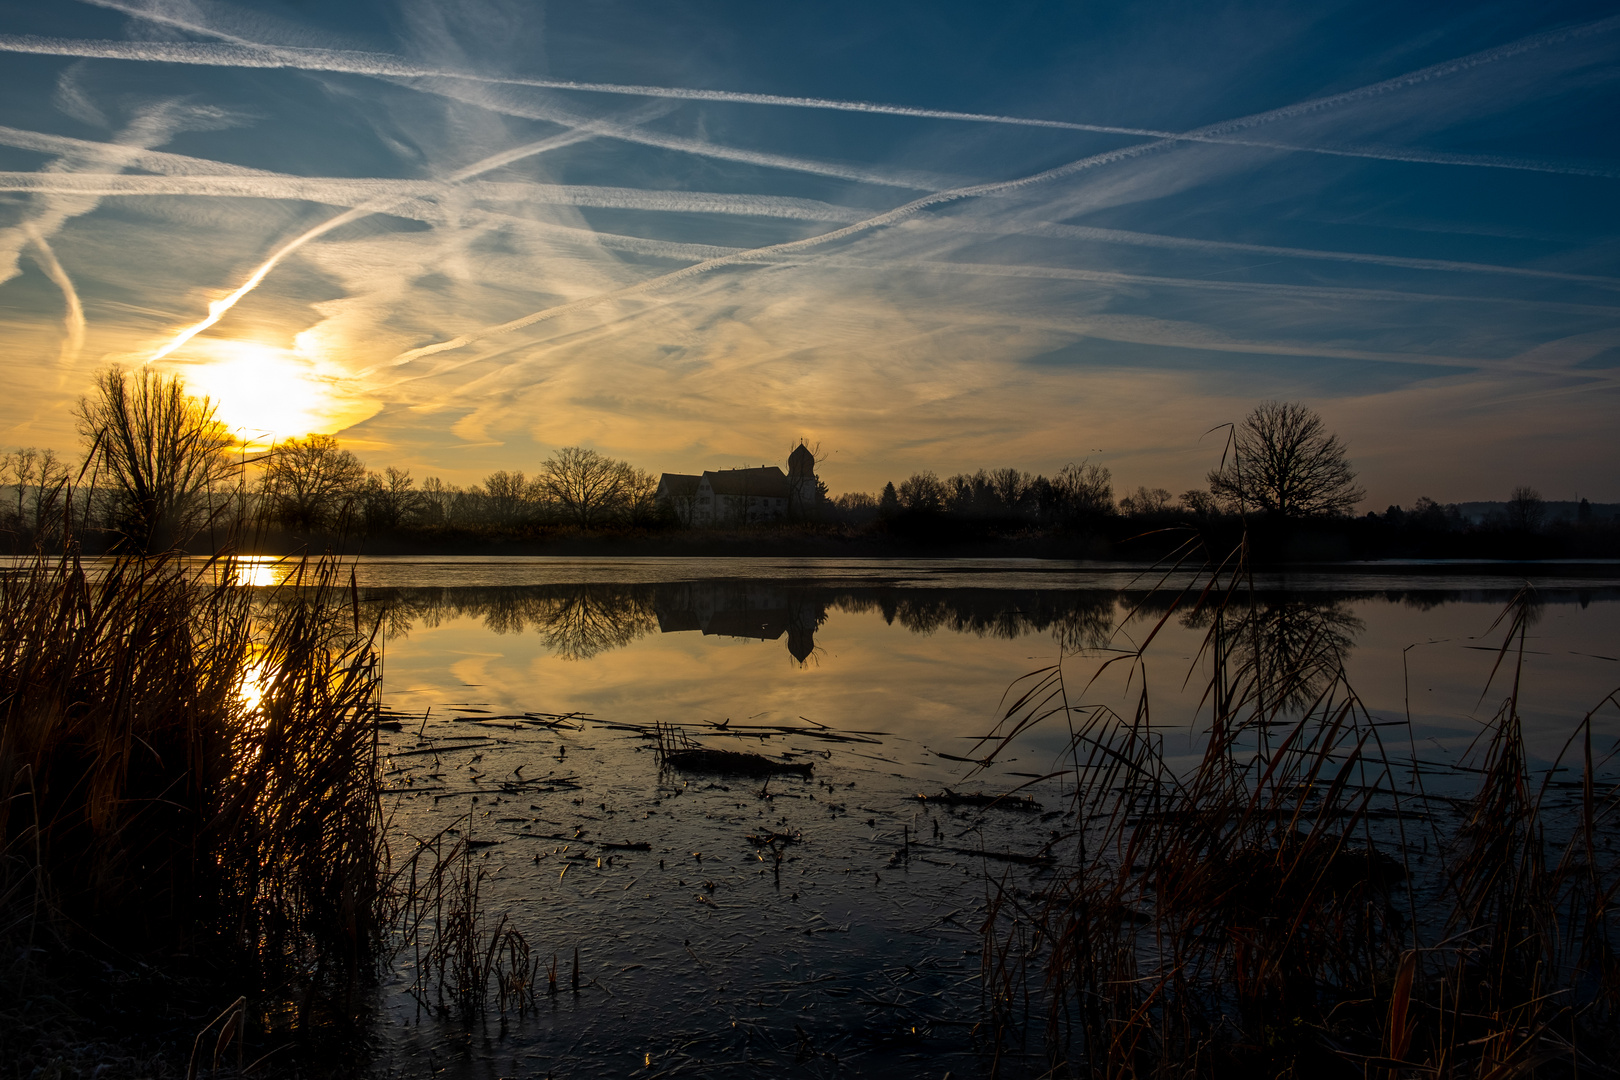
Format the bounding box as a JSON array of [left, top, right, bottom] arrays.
[[1207, 400, 1365, 517]]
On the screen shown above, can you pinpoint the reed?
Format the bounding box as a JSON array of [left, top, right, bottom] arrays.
[[977, 542, 1620, 1078], [392, 822, 541, 1019], [0, 542, 387, 1062]]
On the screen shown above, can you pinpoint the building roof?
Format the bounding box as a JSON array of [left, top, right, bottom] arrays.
[[703, 466, 790, 499], [657, 473, 701, 497], [788, 442, 816, 478]]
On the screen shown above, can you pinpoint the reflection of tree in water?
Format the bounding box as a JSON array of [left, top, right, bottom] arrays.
[[833, 589, 1115, 652], [532, 588, 659, 660], [356, 585, 657, 660], [1185, 597, 1364, 716], [353, 583, 1124, 661]]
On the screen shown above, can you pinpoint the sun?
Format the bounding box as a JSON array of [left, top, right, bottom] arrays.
[[173, 339, 368, 446]]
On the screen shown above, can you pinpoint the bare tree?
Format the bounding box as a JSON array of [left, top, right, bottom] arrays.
[[361, 467, 427, 532], [1119, 486, 1173, 516], [1506, 485, 1546, 532], [989, 467, 1029, 513], [1207, 400, 1364, 518], [479, 470, 540, 527], [1050, 461, 1113, 521], [260, 433, 366, 532], [77, 366, 238, 552], [898, 470, 948, 513], [2, 447, 71, 546], [538, 447, 632, 527], [620, 465, 661, 525]]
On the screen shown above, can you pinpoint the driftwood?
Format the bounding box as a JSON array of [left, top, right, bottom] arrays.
[[654, 722, 813, 777], [914, 788, 1042, 812]]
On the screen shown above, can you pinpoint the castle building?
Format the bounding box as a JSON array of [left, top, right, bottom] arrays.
[[657, 443, 819, 526]]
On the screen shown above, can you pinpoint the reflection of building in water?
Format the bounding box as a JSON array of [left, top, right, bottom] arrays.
[[656, 443, 819, 526], [653, 582, 825, 663]]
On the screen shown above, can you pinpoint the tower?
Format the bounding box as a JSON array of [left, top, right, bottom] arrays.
[[787, 441, 818, 519]]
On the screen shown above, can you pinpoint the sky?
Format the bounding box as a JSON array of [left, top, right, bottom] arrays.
[[0, 0, 1617, 509]]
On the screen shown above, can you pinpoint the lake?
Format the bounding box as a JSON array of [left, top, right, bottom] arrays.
[[295, 557, 1619, 1078]]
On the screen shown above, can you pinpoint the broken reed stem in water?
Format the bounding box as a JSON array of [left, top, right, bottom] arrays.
[[977, 542, 1620, 1079]]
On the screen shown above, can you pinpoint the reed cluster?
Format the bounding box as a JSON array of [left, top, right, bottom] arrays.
[[393, 825, 543, 1019], [0, 545, 387, 1063], [978, 554, 1620, 1078]]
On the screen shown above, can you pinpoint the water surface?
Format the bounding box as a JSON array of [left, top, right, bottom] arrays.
[[335, 559, 1618, 1077]]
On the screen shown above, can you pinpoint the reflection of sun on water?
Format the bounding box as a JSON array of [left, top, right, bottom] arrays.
[[238, 650, 268, 713], [228, 555, 293, 587], [173, 340, 371, 447]]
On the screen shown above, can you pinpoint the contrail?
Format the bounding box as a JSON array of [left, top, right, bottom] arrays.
[[378, 21, 1620, 369], [4, 8, 1617, 177], [0, 171, 868, 221], [0, 123, 284, 177], [146, 124, 606, 361], [22, 225, 85, 364], [979, 221, 1620, 288], [4, 169, 1614, 289], [788, 255, 1620, 317]]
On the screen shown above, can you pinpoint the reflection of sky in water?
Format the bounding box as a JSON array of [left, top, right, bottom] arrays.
[[358, 564, 1617, 1075], [369, 573, 1620, 779]]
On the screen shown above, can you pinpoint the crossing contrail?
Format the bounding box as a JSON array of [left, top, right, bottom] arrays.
[[146, 124, 607, 361], [1, 9, 1615, 178], [375, 18, 1620, 368], [22, 225, 85, 365]]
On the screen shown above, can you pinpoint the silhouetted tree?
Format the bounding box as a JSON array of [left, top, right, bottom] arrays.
[[480, 469, 539, 527], [260, 433, 366, 531], [76, 366, 237, 551], [899, 471, 948, 513], [1119, 486, 1172, 516], [1179, 489, 1217, 516], [1207, 400, 1364, 517], [1, 446, 70, 547], [538, 446, 637, 527], [1507, 485, 1546, 533], [1048, 461, 1113, 522], [878, 482, 900, 521], [361, 467, 427, 532]]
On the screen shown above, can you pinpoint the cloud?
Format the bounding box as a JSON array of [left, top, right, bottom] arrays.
[[4, 8, 1614, 178]]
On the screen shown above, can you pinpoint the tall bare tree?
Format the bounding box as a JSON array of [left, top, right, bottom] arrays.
[[76, 366, 237, 552], [361, 467, 427, 532], [1207, 400, 1364, 518], [260, 433, 366, 532], [898, 470, 948, 513], [538, 447, 633, 527], [479, 470, 540, 527], [1506, 485, 1546, 532], [1049, 461, 1113, 521]]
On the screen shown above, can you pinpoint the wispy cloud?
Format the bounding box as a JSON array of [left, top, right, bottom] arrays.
[[4, 7, 1614, 178]]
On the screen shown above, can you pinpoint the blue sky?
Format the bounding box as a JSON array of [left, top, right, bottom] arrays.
[[0, 0, 1616, 507]]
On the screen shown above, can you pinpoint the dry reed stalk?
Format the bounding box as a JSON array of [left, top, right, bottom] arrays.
[[1, 543, 392, 1062], [976, 545, 1620, 1078], [391, 821, 540, 1018]]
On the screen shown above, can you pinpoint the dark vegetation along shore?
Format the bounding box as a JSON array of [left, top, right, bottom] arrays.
[[5, 372, 1617, 563], [2, 366, 1618, 1078]]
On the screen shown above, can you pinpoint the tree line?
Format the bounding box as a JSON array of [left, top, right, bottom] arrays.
[[5, 367, 1587, 555], [1, 367, 665, 552]]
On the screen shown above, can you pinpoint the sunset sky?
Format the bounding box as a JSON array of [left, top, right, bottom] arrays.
[[0, 0, 1616, 508]]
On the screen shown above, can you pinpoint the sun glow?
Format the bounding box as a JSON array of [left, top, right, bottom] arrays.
[[173, 339, 370, 446]]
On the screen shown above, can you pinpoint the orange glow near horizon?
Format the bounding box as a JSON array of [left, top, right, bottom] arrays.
[[173, 340, 370, 447]]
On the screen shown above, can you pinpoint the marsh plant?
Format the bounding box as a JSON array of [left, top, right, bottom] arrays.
[[976, 549, 1620, 1078], [0, 544, 390, 1063]]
